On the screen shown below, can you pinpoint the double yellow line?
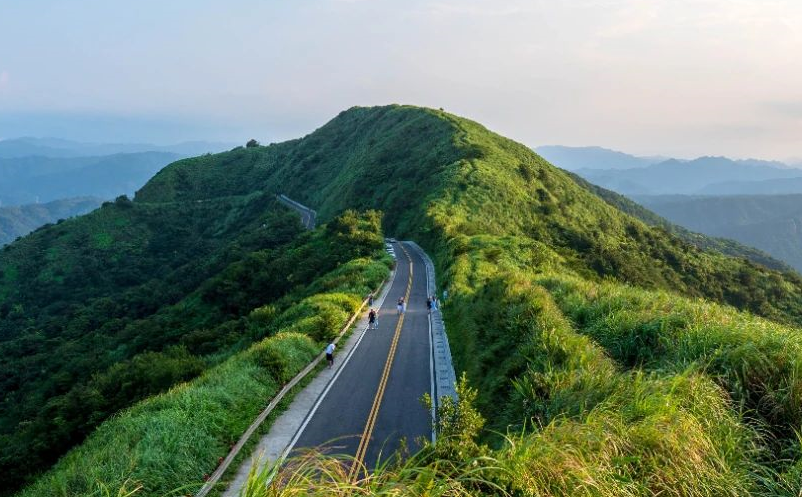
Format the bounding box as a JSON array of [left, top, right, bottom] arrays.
[[349, 244, 413, 480]]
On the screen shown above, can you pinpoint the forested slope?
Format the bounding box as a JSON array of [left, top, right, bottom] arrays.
[[0, 191, 385, 492]]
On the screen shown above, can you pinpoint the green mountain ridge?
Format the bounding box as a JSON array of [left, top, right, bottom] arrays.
[[8, 104, 802, 495], [137, 105, 802, 322]]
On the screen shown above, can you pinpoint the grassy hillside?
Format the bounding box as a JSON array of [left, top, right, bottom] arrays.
[[0, 196, 102, 245], [138, 105, 802, 325], [14, 105, 802, 495], [638, 194, 802, 272]]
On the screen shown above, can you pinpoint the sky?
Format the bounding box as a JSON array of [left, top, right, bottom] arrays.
[[0, 0, 800, 160]]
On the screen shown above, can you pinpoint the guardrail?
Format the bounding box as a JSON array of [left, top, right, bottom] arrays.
[[277, 194, 317, 230], [404, 242, 458, 430], [195, 277, 386, 497]]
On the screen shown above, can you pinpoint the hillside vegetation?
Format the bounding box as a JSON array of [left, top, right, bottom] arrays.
[[1, 188, 386, 492], [13, 105, 802, 496], [15, 215, 390, 497]]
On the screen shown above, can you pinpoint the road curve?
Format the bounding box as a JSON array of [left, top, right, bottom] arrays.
[[277, 194, 317, 230]]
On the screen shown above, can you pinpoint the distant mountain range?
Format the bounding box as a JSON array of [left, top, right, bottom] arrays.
[[0, 152, 183, 206], [0, 137, 235, 159], [537, 146, 802, 195], [0, 137, 236, 243], [535, 145, 667, 170], [637, 194, 802, 272], [0, 197, 102, 245], [700, 177, 802, 195]]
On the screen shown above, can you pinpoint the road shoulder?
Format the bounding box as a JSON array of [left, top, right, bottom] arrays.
[[221, 266, 397, 496]]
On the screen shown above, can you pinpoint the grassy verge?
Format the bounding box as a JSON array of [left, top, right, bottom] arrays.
[[539, 273, 802, 460], [206, 301, 382, 497], [427, 232, 802, 495]]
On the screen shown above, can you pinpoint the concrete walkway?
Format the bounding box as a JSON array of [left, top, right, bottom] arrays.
[[222, 263, 397, 496]]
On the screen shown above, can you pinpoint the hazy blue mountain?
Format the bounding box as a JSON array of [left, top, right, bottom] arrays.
[[636, 194, 802, 271], [0, 197, 102, 245], [0, 152, 181, 206], [535, 145, 666, 170], [0, 137, 235, 158], [577, 156, 802, 195], [701, 177, 802, 195]]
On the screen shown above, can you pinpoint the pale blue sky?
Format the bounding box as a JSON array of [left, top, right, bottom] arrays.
[[0, 0, 800, 159]]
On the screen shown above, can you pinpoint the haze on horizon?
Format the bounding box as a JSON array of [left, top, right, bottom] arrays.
[[0, 0, 800, 160]]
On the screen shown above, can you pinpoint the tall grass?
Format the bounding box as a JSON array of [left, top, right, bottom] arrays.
[[238, 450, 508, 497], [539, 274, 802, 448], [432, 235, 802, 495]]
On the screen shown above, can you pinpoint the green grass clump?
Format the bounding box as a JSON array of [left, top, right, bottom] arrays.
[[15, 333, 310, 497], [540, 274, 802, 454]]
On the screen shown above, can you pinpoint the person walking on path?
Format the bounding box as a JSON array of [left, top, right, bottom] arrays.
[[368, 308, 378, 329], [325, 342, 336, 369], [397, 297, 404, 315], [426, 297, 433, 314], [367, 293, 374, 306]]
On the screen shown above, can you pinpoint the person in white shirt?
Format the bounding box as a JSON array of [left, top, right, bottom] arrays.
[[325, 342, 336, 368]]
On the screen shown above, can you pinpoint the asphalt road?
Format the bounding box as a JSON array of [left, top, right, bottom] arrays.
[[277, 194, 316, 229], [289, 241, 433, 469]]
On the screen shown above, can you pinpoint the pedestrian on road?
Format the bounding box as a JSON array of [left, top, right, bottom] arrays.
[[368, 308, 378, 329], [397, 298, 404, 315], [325, 342, 336, 369], [426, 297, 433, 314]]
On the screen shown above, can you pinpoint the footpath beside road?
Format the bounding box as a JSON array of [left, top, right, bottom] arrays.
[[221, 254, 398, 495], [220, 196, 457, 496]]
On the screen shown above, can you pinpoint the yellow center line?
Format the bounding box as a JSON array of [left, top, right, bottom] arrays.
[[349, 243, 413, 480]]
